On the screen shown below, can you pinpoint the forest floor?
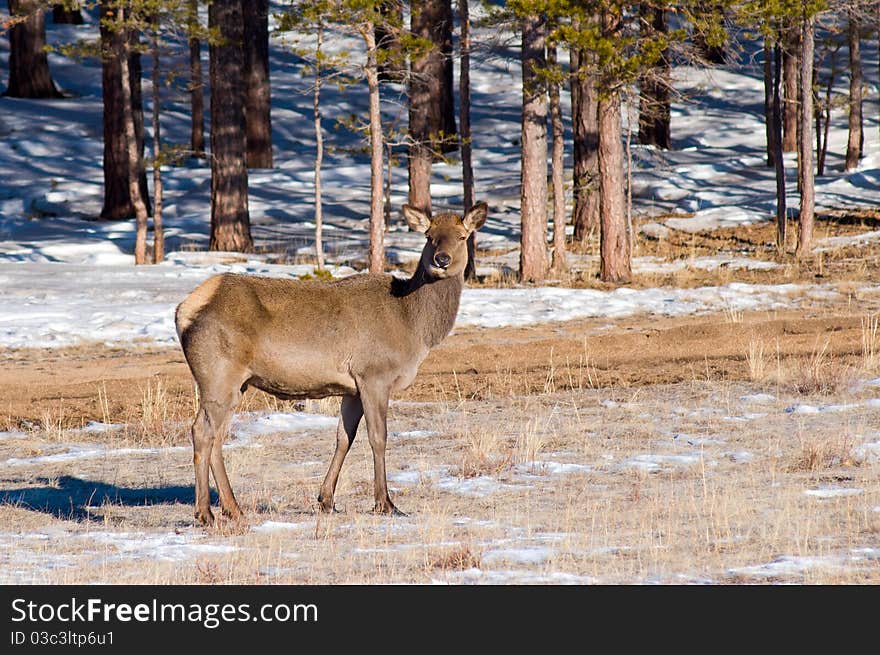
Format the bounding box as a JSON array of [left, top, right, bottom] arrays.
[[2, 216, 880, 584]]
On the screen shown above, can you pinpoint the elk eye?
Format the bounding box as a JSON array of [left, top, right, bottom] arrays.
[[459, 235, 467, 241]]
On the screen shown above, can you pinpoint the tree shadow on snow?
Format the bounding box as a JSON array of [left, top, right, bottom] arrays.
[[0, 475, 212, 522]]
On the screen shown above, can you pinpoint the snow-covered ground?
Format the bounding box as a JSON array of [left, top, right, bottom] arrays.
[[1, 9, 879, 350]]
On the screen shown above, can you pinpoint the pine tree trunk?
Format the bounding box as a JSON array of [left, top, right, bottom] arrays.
[[243, 0, 273, 169], [99, 1, 149, 220], [845, 14, 863, 171], [570, 42, 600, 244], [637, 5, 670, 149], [208, 0, 252, 252], [52, 4, 82, 24], [782, 28, 799, 153], [408, 0, 458, 212], [459, 0, 477, 279], [548, 43, 566, 274], [6, 0, 62, 98], [314, 23, 325, 271], [117, 13, 149, 265], [598, 89, 630, 284], [364, 25, 385, 274], [151, 15, 164, 264], [763, 38, 775, 167], [796, 16, 815, 257], [376, 2, 404, 82], [772, 42, 786, 252], [188, 0, 204, 158], [519, 13, 548, 283]]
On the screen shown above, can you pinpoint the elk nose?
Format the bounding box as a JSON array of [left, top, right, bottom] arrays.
[[434, 252, 451, 269]]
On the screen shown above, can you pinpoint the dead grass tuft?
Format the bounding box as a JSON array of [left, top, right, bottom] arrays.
[[425, 545, 481, 571], [787, 432, 861, 472]]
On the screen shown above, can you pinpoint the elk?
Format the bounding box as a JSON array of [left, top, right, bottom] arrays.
[[175, 202, 488, 524]]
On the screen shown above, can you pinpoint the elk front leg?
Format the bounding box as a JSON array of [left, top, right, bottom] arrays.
[[317, 394, 363, 513], [359, 383, 404, 516]]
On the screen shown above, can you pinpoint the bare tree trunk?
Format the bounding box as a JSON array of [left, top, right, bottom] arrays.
[[117, 13, 149, 265], [548, 43, 566, 274], [570, 41, 600, 244], [408, 0, 458, 212], [188, 0, 204, 158], [782, 28, 799, 153], [763, 39, 775, 167], [151, 15, 164, 264], [243, 0, 273, 168], [376, 1, 404, 82], [52, 4, 82, 24], [637, 5, 670, 149], [797, 16, 815, 257], [845, 13, 863, 171], [519, 13, 549, 283], [598, 90, 630, 283], [209, 0, 252, 252], [772, 42, 786, 252], [99, 1, 149, 220], [364, 25, 385, 274], [6, 0, 62, 98], [459, 0, 477, 279], [314, 23, 325, 271], [597, 12, 630, 284]]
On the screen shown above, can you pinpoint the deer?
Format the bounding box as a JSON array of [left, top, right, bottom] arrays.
[[174, 201, 488, 524]]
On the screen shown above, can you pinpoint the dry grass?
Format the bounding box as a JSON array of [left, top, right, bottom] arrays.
[[3, 373, 878, 585]]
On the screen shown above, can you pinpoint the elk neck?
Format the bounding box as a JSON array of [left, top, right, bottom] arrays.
[[392, 261, 464, 348]]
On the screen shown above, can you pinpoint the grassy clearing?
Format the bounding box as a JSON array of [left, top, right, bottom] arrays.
[[1, 372, 878, 584]]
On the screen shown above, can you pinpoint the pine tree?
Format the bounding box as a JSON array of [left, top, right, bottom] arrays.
[[209, 0, 252, 252], [6, 0, 63, 98]]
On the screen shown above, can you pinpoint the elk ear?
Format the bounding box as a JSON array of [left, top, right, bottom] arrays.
[[462, 201, 488, 233], [402, 205, 432, 233]]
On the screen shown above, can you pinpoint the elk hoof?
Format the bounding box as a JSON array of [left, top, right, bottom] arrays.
[[221, 505, 243, 520], [195, 509, 215, 526], [317, 495, 337, 514], [372, 502, 407, 517]]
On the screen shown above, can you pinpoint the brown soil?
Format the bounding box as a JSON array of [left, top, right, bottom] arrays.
[[0, 307, 870, 431]]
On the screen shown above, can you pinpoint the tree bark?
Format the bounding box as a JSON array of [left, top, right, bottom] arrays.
[[363, 25, 385, 274], [150, 15, 164, 264], [6, 0, 62, 98], [519, 14, 549, 283], [188, 0, 204, 158], [243, 0, 273, 168], [782, 28, 799, 153], [548, 43, 566, 274], [763, 38, 774, 167], [796, 16, 815, 257], [598, 89, 630, 284], [845, 13, 863, 171], [314, 22, 325, 271], [459, 0, 477, 279], [99, 1, 149, 220], [117, 12, 149, 265], [772, 42, 786, 252], [637, 5, 670, 149], [209, 0, 253, 252], [376, 1, 404, 82], [52, 4, 83, 24], [570, 42, 600, 244], [408, 0, 458, 213], [597, 10, 630, 284]]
